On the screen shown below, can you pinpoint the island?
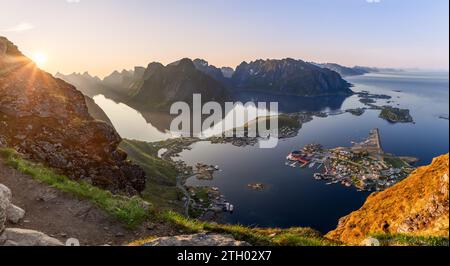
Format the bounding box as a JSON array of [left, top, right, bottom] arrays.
[[345, 108, 366, 116], [247, 183, 267, 191], [379, 106, 414, 123]]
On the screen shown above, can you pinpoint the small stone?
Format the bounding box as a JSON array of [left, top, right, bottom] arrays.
[[7, 204, 25, 224]]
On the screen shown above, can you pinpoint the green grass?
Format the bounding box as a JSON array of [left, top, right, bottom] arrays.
[[384, 156, 408, 168], [119, 139, 183, 211], [0, 148, 149, 228], [157, 211, 337, 246], [120, 139, 178, 185], [371, 233, 449, 246]]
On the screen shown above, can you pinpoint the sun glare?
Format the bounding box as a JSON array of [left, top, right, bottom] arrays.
[[32, 52, 47, 67]]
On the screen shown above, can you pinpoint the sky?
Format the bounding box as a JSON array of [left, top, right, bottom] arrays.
[[0, 0, 448, 77]]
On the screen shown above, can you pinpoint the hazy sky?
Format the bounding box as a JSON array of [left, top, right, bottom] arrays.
[[1, 0, 448, 77]]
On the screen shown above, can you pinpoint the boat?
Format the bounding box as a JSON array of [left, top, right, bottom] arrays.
[[286, 151, 310, 164], [314, 173, 323, 180]]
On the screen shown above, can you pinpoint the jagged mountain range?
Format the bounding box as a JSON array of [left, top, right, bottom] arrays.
[[57, 58, 362, 110]]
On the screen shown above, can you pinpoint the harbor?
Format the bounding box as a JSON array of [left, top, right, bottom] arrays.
[[286, 129, 416, 191]]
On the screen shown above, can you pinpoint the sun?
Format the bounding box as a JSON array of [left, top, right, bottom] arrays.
[[32, 52, 47, 67]]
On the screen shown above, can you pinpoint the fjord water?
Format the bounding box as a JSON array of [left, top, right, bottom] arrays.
[[94, 71, 449, 232]]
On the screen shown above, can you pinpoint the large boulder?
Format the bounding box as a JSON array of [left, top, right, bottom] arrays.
[[0, 228, 63, 246], [6, 205, 25, 224]]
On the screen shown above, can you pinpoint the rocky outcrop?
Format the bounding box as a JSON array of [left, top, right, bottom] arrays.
[[232, 58, 353, 96], [83, 95, 113, 127], [0, 37, 145, 194], [142, 233, 251, 246], [326, 154, 449, 245]]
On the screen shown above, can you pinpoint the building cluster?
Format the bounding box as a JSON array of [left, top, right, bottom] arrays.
[[286, 129, 414, 191]]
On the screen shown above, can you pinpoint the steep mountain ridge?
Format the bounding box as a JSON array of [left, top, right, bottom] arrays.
[[0, 37, 145, 195]]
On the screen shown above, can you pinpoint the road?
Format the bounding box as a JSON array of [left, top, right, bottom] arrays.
[[176, 174, 197, 218]]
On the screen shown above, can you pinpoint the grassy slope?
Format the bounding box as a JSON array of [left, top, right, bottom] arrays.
[[119, 139, 182, 211], [371, 233, 449, 246]]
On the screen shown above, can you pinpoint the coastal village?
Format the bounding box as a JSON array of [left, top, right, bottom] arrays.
[[286, 128, 417, 191]]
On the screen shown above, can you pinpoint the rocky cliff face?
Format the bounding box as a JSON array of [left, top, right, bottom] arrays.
[[327, 154, 449, 245], [83, 95, 113, 126], [0, 37, 145, 195], [232, 59, 353, 96]]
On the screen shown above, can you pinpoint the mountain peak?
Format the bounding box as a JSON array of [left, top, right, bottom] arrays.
[[177, 58, 195, 69]]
